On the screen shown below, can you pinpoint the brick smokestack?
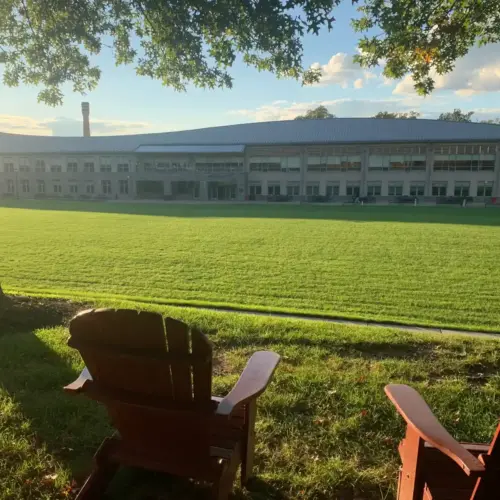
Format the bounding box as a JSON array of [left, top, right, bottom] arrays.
[[81, 102, 91, 137]]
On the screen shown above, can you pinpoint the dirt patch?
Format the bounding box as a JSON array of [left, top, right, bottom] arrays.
[[0, 294, 86, 334]]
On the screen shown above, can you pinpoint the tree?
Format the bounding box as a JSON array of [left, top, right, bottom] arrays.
[[0, 0, 336, 106], [480, 118, 500, 124], [353, 0, 500, 95], [294, 105, 335, 120], [373, 111, 420, 119], [438, 109, 474, 122]]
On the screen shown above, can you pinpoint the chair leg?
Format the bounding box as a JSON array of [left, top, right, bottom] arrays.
[[75, 438, 119, 500], [241, 400, 257, 487], [212, 445, 241, 500]]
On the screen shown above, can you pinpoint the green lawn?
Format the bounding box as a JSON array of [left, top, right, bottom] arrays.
[[1, 296, 500, 499], [2, 200, 500, 331]]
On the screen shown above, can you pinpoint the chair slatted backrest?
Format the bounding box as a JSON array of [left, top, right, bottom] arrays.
[[68, 309, 215, 462]]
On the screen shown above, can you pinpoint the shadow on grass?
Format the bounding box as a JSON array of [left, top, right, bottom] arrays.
[[1, 199, 500, 226], [0, 298, 285, 499]]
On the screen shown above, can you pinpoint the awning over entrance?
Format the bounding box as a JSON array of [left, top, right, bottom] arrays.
[[134, 144, 245, 154]]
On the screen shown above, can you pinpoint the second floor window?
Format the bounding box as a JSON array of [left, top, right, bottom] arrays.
[[35, 160, 46, 172], [67, 162, 78, 173], [51, 165, 62, 173], [4, 162, 15, 172], [84, 162, 95, 172]]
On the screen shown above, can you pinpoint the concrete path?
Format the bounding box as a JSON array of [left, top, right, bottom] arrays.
[[181, 304, 500, 340]]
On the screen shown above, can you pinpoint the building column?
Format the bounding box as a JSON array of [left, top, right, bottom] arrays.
[[300, 148, 307, 199], [495, 144, 500, 197], [243, 149, 249, 200], [199, 180, 208, 201], [425, 145, 433, 196], [360, 148, 369, 196]]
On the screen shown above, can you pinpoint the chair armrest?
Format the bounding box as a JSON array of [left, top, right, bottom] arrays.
[[64, 367, 93, 393], [216, 351, 280, 417], [385, 384, 485, 476]]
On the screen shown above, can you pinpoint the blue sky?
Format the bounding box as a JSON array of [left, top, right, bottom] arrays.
[[1, 2, 500, 136]]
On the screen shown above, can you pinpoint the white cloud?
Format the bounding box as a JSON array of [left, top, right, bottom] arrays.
[[393, 44, 500, 96], [0, 114, 162, 136], [229, 97, 423, 122], [354, 78, 364, 89], [309, 53, 375, 89]]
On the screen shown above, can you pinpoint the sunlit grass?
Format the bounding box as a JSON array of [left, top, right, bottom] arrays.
[[2, 201, 500, 330]]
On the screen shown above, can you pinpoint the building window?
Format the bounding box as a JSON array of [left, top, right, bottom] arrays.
[[306, 184, 320, 196], [454, 182, 470, 197], [117, 163, 129, 172], [35, 159, 46, 172], [19, 158, 30, 172], [69, 184, 78, 194], [53, 183, 62, 194], [250, 156, 299, 172], [21, 180, 30, 193], [119, 179, 129, 195], [67, 161, 78, 173], [367, 183, 382, 196], [51, 164, 62, 173], [84, 162, 95, 173], [477, 183, 493, 197], [346, 183, 360, 197], [433, 144, 496, 171], [410, 184, 425, 196], [308, 155, 361, 171], [143, 162, 154, 171], [6, 179, 15, 193], [268, 184, 280, 195], [102, 180, 112, 195], [388, 183, 404, 196], [432, 183, 447, 196], [326, 183, 340, 197], [86, 183, 95, 194], [37, 180, 45, 193], [287, 183, 300, 196], [369, 154, 426, 171], [4, 162, 15, 172], [100, 158, 112, 172], [249, 184, 262, 196]]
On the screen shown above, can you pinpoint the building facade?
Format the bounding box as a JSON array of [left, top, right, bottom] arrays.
[[1, 118, 500, 202]]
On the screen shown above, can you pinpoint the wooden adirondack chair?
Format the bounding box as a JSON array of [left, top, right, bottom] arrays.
[[64, 308, 280, 500], [385, 384, 500, 500]]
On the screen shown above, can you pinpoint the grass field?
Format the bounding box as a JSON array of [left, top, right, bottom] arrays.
[[2, 200, 500, 331], [1, 296, 500, 499]]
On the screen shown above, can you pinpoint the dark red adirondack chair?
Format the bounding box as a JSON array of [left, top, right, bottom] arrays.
[[385, 384, 500, 500], [64, 309, 280, 499]]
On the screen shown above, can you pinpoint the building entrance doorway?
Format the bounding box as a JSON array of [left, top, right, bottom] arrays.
[[136, 180, 164, 199], [208, 182, 237, 200]]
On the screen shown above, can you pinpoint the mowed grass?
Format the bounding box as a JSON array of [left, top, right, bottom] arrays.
[[1, 297, 500, 499], [2, 200, 500, 330]]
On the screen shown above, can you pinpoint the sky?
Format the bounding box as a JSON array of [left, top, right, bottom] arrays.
[[1, 2, 500, 137]]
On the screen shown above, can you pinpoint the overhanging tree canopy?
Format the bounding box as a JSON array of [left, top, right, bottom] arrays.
[[0, 0, 498, 105]]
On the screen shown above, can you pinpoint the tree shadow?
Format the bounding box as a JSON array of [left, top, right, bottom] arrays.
[[1, 199, 500, 226]]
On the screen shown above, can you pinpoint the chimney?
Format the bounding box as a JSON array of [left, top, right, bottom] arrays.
[[81, 102, 91, 137]]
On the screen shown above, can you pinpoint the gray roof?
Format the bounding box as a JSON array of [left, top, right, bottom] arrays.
[[1, 118, 500, 154], [135, 144, 245, 154]]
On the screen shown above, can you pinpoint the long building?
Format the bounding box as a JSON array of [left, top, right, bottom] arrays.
[[1, 108, 500, 202]]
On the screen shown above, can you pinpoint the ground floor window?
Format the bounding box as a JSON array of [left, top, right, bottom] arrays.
[[69, 184, 78, 194], [268, 184, 280, 196], [306, 184, 320, 196], [454, 182, 470, 197], [21, 180, 30, 193], [432, 183, 447, 196], [7, 179, 14, 193], [37, 180, 45, 194], [388, 183, 403, 196], [410, 184, 425, 196], [249, 184, 262, 196], [208, 182, 235, 200], [287, 183, 300, 196], [53, 183, 62, 194], [119, 179, 129, 195], [102, 180, 112, 195], [326, 183, 340, 197], [367, 183, 381, 196], [346, 183, 360, 197], [477, 183, 493, 197], [86, 183, 95, 195]]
